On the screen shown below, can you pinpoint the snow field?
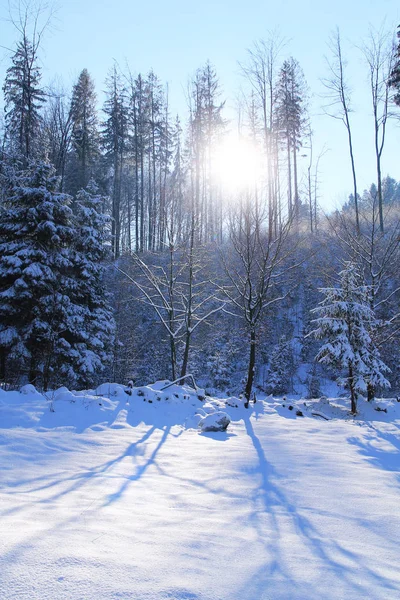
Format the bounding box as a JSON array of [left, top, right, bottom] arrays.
[[0, 384, 400, 599]]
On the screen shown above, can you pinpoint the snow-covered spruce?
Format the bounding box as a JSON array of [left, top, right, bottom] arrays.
[[0, 164, 114, 389], [311, 262, 390, 414]]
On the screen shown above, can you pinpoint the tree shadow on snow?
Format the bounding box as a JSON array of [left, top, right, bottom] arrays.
[[2, 423, 171, 511], [237, 413, 399, 600], [348, 422, 400, 481]]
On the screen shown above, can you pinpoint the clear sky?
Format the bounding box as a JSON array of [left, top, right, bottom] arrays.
[[1, 0, 400, 211]]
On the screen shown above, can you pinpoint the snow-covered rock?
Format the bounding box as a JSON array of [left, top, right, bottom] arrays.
[[198, 411, 231, 432]]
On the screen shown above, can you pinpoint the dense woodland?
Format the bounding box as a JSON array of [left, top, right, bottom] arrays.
[[1, 12, 400, 412]]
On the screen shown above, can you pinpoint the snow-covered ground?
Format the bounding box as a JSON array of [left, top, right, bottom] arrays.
[[1, 382, 400, 599]]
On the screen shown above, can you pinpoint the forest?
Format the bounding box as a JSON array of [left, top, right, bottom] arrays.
[[1, 9, 400, 415]]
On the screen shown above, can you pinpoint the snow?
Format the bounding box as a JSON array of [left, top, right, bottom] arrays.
[[1, 383, 400, 599], [198, 410, 231, 432]]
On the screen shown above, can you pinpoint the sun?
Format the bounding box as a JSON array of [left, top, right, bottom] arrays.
[[212, 134, 264, 193]]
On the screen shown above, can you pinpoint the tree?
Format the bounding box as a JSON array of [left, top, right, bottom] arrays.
[[43, 87, 73, 190], [0, 163, 74, 386], [71, 181, 115, 386], [311, 262, 390, 414], [2, 34, 45, 164], [187, 62, 225, 244], [239, 33, 286, 236], [389, 24, 400, 105], [219, 199, 295, 406], [68, 69, 99, 194], [102, 65, 129, 259], [116, 235, 222, 382], [276, 57, 308, 224], [322, 29, 360, 234], [362, 27, 396, 233], [0, 164, 114, 389]]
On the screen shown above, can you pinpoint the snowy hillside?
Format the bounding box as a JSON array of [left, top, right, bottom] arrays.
[[1, 382, 400, 599]]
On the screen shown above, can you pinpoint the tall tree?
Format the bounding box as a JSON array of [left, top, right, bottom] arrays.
[[68, 69, 99, 194], [219, 199, 294, 405], [0, 164, 114, 388], [43, 87, 73, 190], [362, 27, 396, 233], [102, 64, 129, 259], [188, 62, 225, 244], [2, 35, 45, 165], [322, 29, 360, 234], [276, 57, 307, 224], [389, 24, 400, 105], [239, 33, 285, 236]]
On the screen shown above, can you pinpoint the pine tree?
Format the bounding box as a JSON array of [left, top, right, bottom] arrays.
[[70, 181, 115, 387], [276, 58, 307, 222], [2, 35, 45, 165], [102, 65, 129, 258], [0, 165, 114, 389], [311, 262, 390, 414], [389, 25, 400, 105], [68, 69, 99, 194], [0, 163, 75, 386]]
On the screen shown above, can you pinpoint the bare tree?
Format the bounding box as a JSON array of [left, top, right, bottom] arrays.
[[43, 85, 73, 189], [361, 26, 396, 233], [116, 229, 223, 382], [322, 28, 360, 234], [218, 198, 297, 406], [239, 32, 286, 237]]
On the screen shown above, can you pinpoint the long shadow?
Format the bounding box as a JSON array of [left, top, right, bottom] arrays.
[[239, 413, 399, 599], [2, 425, 158, 507], [103, 424, 171, 506], [348, 421, 400, 479], [0, 422, 173, 577]]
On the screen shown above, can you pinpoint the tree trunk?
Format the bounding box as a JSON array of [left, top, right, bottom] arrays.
[[348, 362, 357, 414], [180, 331, 191, 380], [0, 349, 5, 381], [244, 328, 256, 407], [29, 355, 38, 387]]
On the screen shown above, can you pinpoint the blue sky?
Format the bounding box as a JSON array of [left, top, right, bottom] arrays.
[[1, 0, 400, 210]]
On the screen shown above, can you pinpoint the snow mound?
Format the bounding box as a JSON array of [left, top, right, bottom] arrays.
[[20, 383, 40, 395], [95, 382, 127, 398]]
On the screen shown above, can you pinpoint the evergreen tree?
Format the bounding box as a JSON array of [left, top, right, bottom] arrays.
[[0, 163, 74, 386], [70, 181, 115, 386], [264, 336, 293, 395], [68, 69, 99, 194], [102, 65, 129, 258], [389, 25, 400, 106], [311, 262, 390, 414], [0, 165, 114, 389], [276, 58, 307, 222], [2, 35, 45, 165]]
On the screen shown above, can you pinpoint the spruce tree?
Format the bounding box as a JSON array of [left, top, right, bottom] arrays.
[[102, 65, 129, 258], [0, 165, 114, 389], [389, 25, 400, 106], [2, 36, 45, 164], [71, 181, 115, 387], [68, 69, 99, 194], [311, 262, 390, 414], [276, 58, 307, 222], [0, 163, 75, 386]]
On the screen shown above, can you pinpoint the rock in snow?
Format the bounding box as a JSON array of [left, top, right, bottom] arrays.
[[198, 411, 231, 432]]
